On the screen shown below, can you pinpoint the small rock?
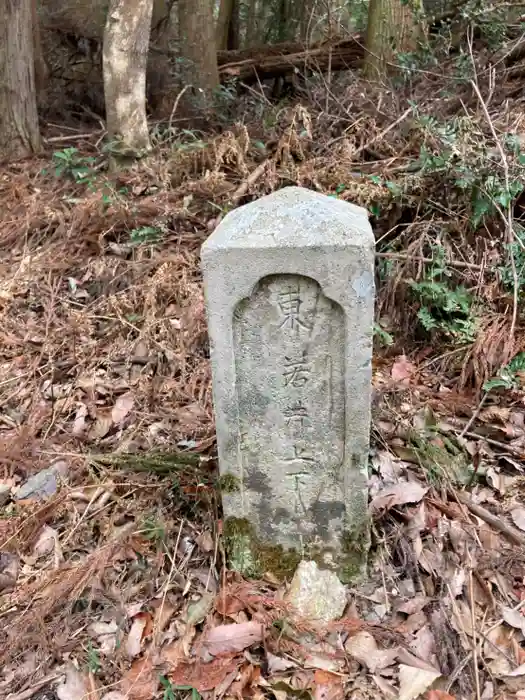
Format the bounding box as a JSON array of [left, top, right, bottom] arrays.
[[15, 461, 68, 501], [286, 560, 347, 624], [0, 552, 19, 592], [0, 484, 11, 507]]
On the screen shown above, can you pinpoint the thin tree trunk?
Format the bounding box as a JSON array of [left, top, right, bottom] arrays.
[[216, 0, 234, 50], [227, 0, 239, 50], [245, 0, 258, 47], [277, 0, 290, 42], [178, 0, 219, 111], [0, 0, 41, 161], [363, 0, 424, 80], [32, 0, 49, 94], [299, 0, 315, 42], [103, 0, 153, 166]]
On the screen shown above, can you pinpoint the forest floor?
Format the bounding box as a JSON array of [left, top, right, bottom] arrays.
[[2, 39, 525, 700]]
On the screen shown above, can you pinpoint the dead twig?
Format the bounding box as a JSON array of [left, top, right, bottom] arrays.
[[451, 490, 525, 547], [169, 85, 191, 131], [468, 570, 482, 700], [469, 33, 517, 365], [351, 107, 413, 159], [5, 674, 61, 700], [376, 252, 483, 271], [44, 133, 100, 143], [231, 160, 269, 203], [459, 392, 488, 438]]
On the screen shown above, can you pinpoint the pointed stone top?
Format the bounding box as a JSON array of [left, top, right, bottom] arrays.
[[202, 186, 373, 251]]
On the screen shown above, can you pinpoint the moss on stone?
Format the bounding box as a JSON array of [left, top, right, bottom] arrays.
[[340, 517, 371, 584], [223, 516, 371, 583], [223, 517, 302, 580], [217, 472, 241, 493]]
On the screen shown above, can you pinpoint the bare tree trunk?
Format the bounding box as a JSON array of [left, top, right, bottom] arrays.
[[178, 0, 219, 111], [227, 0, 239, 50], [0, 0, 41, 161], [299, 0, 315, 42], [32, 0, 49, 94], [277, 0, 290, 41], [148, 0, 175, 116], [363, 0, 424, 80], [245, 0, 258, 46], [216, 0, 234, 50], [103, 0, 153, 166]]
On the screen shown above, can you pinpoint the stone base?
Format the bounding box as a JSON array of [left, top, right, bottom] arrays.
[[224, 514, 370, 583]]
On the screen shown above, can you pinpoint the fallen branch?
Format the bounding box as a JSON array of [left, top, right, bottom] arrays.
[[231, 160, 269, 203], [450, 490, 525, 547], [218, 38, 363, 82], [376, 252, 484, 271], [150, 36, 364, 83], [91, 450, 205, 472], [352, 107, 413, 159], [5, 674, 61, 700]]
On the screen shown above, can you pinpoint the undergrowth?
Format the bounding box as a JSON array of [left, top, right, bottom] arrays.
[[21, 4, 525, 391]]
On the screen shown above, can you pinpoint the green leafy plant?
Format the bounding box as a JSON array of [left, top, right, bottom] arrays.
[[52, 148, 96, 185], [86, 641, 101, 674], [141, 515, 166, 543], [458, 0, 509, 49], [499, 223, 525, 293], [374, 322, 394, 347], [483, 352, 525, 391], [412, 113, 525, 230], [160, 680, 201, 700], [409, 246, 477, 342], [129, 226, 163, 246], [160, 676, 176, 700]]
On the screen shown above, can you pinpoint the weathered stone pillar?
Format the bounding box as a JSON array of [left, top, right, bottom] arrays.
[[201, 186, 375, 581]]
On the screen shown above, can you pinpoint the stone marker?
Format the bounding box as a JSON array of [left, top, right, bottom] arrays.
[[201, 186, 375, 581]]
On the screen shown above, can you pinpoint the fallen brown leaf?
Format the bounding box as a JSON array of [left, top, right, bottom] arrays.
[[162, 627, 196, 669], [267, 653, 297, 674], [370, 482, 428, 512], [501, 605, 525, 634], [121, 657, 158, 700], [345, 631, 398, 672], [398, 664, 441, 700], [56, 665, 89, 700], [88, 413, 113, 441], [313, 670, 344, 700], [126, 612, 152, 658], [215, 593, 247, 617], [203, 621, 264, 656], [229, 661, 261, 697], [168, 657, 239, 693], [510, 507, 525, 532], [111, 392, 134, 424], [397, 596, 429, 615], [152, 598, 177, 634], [391, 355, 416, 383]]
